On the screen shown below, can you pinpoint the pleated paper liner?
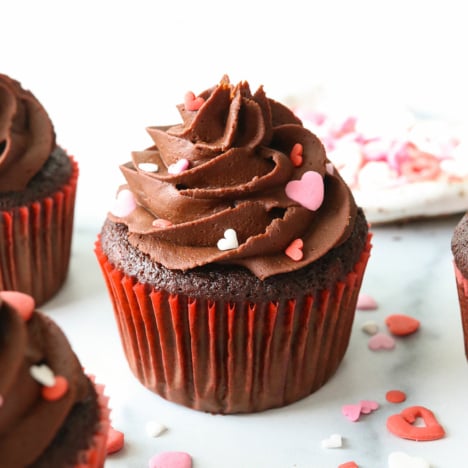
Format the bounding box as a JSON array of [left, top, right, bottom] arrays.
[[0, 157, 78, 306], [95, 233, 371, 414], [74, 374, 111, 468], [453, 262, 468, 359]]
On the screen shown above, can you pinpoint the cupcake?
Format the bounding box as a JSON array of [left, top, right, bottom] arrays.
[[95, 76, 372, 414], [0, 74, 79, 306], [0, 291, 110, 467], [451, 213, 468, 358]]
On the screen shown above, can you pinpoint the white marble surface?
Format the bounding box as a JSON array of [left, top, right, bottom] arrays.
[[41, 215, 468, 468]]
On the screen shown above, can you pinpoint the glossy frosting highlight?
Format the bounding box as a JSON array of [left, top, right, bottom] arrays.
[[0, 74, 55, 192], [109, 76, 358, 279]]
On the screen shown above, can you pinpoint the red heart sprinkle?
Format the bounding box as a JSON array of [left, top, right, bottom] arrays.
[[184, 91, 205, 111], [107, 426, 125, 454], [339, 463, 358, 468], [41, 376, 69, 401], [386, 405, 445, 441], [385, 314, 420, 336], [290, 143, 303, 167], [285, 238, 303, 261]]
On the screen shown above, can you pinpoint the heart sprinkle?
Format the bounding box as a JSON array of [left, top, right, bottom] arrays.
[[385, 314, 420, 336], [107, 427, 125, 454], [290, 143, 303, 167], [217, 229, 239, 251], [30, 364, 55, 387], [138, 162, 159, 173], [168, 158, 190, 175], [387, 405, 445, 441], [41, 376, 68, 401], [285, 238, 304, 261], [356, 293, 378, 310], [360, 400, 379, 414], [321, 433, 342, 449], [285, 171, 324, 211], [146, 420, 167, 438], [386, 389, 407, 404], [368, 332, 396, 351], [338, 463, 358, 468], [152, 218, 173, 228], [388, 451, 430, 468], [361, 320, 379, 335], [110, 189, 137, 218], [184, 91, 205, 111], [326, 162, 335, 175], [342, 403, 362, 422], [0, 291, 35, 321], [149, 451, 192, 468]]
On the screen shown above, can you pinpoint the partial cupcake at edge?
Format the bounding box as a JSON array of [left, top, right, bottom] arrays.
[[0, 73, 79, 306], [0, 291, 110, 467], [95, 75, 372, 414]]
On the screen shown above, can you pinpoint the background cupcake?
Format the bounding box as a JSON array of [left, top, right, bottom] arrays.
[[0, 291, 110, 467], [95, 76, 371, 414], [451, 213, 468, 358], [0, 73, 78, 306]]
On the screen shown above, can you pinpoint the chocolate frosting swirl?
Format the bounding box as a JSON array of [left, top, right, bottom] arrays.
[[109, 76, 358, 279], [0, 297, 89, 467], [0, 74, 55, 192]]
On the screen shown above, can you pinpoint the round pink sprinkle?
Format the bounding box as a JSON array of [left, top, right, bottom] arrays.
[[149, 451, 192, 468]]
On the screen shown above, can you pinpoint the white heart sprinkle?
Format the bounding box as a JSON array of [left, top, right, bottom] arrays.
[[362, 320, 379, 335], [321, 433, 342, 449], [326, 162, 334, 175], [388, 451, 430, 468], [217, 229, 239, 251], [30, 364, 55, 387], [145, 420, 167, 438], [138, 162, 159, 173]]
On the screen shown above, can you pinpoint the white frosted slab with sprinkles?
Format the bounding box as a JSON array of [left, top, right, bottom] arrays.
[[292, 107, 468, 224]]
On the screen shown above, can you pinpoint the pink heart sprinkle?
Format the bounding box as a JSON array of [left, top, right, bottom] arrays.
[[110, 189, 137, 218], [368, 332, 396, 351], [285, 238, 303, 261], [152, 218, 173, 228], [356, 293, 378, 310], [285, 171, 324, 211], [342, 403, 362, 422], [325, 162, 334, 175], [168, 158, 190, 175], [184, 91, 205, 111], [360, 400, 379, 414], [0, 291, 35, 321], [149, 451, 192, 468]]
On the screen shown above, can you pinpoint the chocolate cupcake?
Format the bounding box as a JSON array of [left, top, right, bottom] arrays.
[[0, 291, 110, 467], [451, 212, 468, 358], [95, 76, 372, 413], [0, 74, 78, 306]]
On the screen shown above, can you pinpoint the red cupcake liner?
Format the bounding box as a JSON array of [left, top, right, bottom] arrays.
[[0, 157, 78, 306], [74, 374, 111, 468], [95, 234, 372, 414], [453, 262, 468, 359]]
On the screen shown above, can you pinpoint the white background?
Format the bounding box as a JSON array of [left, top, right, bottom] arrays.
[[3, 0, 468, 230]]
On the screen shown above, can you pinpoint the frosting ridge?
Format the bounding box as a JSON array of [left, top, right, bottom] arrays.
[[0, 74, 55, 192], [109, 76, 358, 279]]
